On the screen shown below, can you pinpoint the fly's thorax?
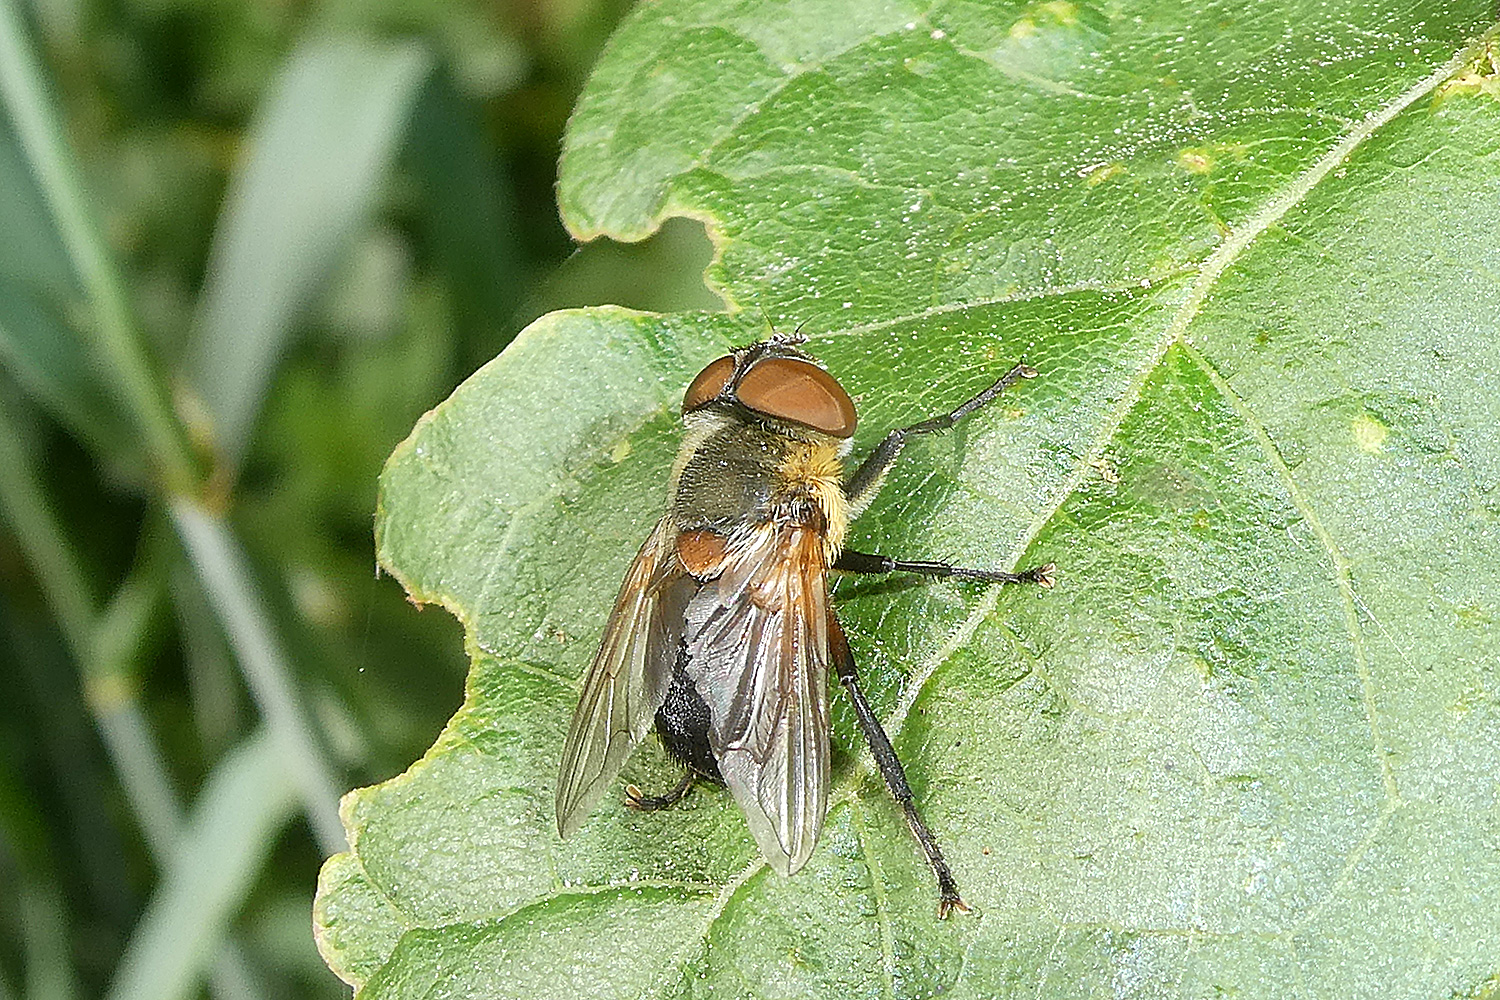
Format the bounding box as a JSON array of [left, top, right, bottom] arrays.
[[668, 410, 850, 556], [668, 411, 783, 531]]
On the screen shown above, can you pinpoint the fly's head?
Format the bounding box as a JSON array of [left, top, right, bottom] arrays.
[[681, 337, 858, 444]]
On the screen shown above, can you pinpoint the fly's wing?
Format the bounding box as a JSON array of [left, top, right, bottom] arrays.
[[683, 518, 832, 875], [556, 519, 690, 837]]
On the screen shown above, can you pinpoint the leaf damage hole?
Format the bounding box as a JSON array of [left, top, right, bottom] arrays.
[[517, 216, 726, 324]]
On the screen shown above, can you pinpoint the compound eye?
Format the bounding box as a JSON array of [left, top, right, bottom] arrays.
[[736, 357, 857, 437], [682, 355, 736, 413]]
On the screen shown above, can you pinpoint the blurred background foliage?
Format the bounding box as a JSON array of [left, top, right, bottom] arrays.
[[0, 0, 720, 996]]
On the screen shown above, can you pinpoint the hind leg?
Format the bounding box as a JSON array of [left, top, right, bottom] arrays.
[[624, 771, 696, 811]]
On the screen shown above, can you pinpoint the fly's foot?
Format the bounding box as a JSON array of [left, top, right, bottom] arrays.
[[938, 893, 973, 919], [946, 561, 1056, 587], [1024, 562, 1056, 589]]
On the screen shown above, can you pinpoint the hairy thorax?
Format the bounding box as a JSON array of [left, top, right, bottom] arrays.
[[669, 413, 850, 561]]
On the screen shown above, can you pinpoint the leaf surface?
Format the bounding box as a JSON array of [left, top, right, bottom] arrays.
[[316, 3, 1500, 997]]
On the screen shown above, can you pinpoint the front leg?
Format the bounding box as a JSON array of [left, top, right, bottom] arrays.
[[844, 362, 1037, 514], [836, 548, 1055, 588]]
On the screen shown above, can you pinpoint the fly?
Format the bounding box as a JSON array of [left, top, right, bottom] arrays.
[[555, 333, 1053, 915]]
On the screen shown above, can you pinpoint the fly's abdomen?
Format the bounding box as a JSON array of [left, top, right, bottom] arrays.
[[655, 651, 723, 783]]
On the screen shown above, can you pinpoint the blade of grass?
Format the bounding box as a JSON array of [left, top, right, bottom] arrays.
[[104, 729, 299, 1000], [0, 400, 271, 1000], [170, 499, 346, 854], [17, 878, 76, 1000], [169, 560, 245, 760], [0, 80, 128, 452], [0, 397, 184, 853], [0, 396, 93, 647], [0, 274, 130, 454], [90, 570, 185, 854], [0, 0, 195, 492], [188, 37, 431, 470], [0, 0, 345, 858], [0, 760, 79, 1000]]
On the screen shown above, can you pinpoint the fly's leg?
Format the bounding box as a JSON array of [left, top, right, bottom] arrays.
[[830, 624, 969, 917], [835, 549, 1055, 588], [845, 362, 1037, 513], [624, 772, 696, 812], [828, 362, 1040, 916]]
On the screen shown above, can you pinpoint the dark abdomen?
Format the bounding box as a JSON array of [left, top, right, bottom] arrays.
[[655, 651, 723, 784]]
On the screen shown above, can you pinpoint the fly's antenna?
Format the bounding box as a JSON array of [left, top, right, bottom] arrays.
[[737, 308, 809, 352]]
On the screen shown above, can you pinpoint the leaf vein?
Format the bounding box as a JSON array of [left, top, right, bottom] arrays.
[[1285, 798, 1399, 934], [826, 273, 1190, 340], [649, 859, 766, 996], [850, 800, 899, 1000], [1179, 341, 1400, 804], [879, 36, 1480, 747]]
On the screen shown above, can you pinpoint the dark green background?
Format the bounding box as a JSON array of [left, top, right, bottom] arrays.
[[0, 0, 716, 997]]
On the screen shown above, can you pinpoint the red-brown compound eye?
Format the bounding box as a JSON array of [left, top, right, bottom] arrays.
[[735, 357, 858, 437], [682, 355, 736, 413]]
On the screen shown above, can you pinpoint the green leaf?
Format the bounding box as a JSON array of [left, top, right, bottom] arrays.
[[318, 4, 1500, 997], [187, 37, 431, 468]]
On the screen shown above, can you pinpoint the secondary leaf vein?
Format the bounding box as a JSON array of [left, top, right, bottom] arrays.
[[850, 800, 899, 1000], [1180, 341, 1400, 804]]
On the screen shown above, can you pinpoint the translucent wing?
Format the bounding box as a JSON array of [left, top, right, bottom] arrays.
[[683, 518, 832, 874], [556, 518, 691, 837]]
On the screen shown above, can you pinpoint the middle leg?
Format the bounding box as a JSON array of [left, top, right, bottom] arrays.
[[836, 548, 1054, 587]]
